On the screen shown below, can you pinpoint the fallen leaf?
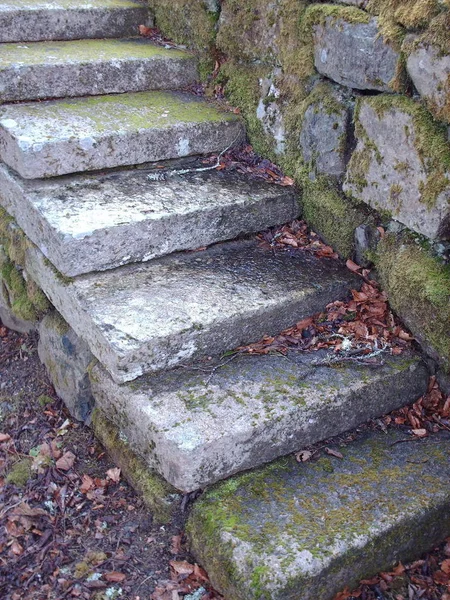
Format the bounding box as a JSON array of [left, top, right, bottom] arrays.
[[325, 448, 344, 459], [170, 535, 182, 555], [411, 429, 427, 438], [441, 558, 450, 574], [295, 450, 313, 463], [0, 433, 11, 442], [56, 451, 76, 471], [104, 571, 126, 583], [170, 560, 195, 577], [106, 467, 121, 483], [11, 541, 24, 556], [346, 259, 362, 273]]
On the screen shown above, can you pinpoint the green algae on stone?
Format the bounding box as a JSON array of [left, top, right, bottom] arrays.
[[187, 429, 450, 600], [0, 38, 192, 66], [375, 233, 450, 372], [91, 409, 181, 523]]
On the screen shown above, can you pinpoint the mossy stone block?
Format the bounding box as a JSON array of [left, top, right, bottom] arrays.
[[187, 429, 450, 600], [375, 233, 450, 372], [344, 94, 450, 240], [300, 174, 373, 258]]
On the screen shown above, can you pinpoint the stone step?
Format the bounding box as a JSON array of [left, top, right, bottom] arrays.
[[0, 0, 151, 43], [90, 351, 428, 491], [0, 39, 198, 102], [0, 91, 243, 179], [187, 428, 450, 600], [0, 164, 300, 276], [23, 239, 359, 383]]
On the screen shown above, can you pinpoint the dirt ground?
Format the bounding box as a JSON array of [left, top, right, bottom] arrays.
[[2, 325, 450, 600]]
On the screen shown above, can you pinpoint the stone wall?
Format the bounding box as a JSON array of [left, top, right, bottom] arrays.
[[147, 0, 450, 372]]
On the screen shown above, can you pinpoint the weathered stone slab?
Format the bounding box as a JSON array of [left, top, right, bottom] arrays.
[[406, 37, 450, 124], [311, 7, 401, 91], [90, 351, 427, 491], [299, 82, 353, 178], [0, 164, 299, 276], [0, 0, 151, 43], [187, 429, 450, 600], [91, 409, 182, 524], [23, 239, 359, 383], [344, 95, 450, 240], [0, 91, 244, 178], [0, 39, 197, 102], [38, 312, 94, 422]]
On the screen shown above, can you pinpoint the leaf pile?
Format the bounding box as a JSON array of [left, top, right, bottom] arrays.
[[238, 278, 413, 363], [214, 143, 295, 186], [258, 219, 338, 257], [386, 375, 450, 436], [152, 560, 222, 600], [335, 543, 450, 600]]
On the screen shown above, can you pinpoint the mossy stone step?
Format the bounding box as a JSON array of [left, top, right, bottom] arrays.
[[187, 429, 450, 600], [0, 38, 198, 102], [90, 350, 427, 491], [0, 0, 150, 43], [0, 164, 299, 276], [0, 91, 244, 178], [23, 238, 359, 383]]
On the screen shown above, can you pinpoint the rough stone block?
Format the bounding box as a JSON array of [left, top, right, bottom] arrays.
[[91, 409, 182, 523], [299, 81, 353, 178], [23, 239, 360, 383], [310, 6, 401, 91], [187, 429, 450, 600], [0, 91, 244, 179], [406, 34, 450, 124], [0, 164, 300, 277], [344, 95, 450, 240], [38, 312, 94, 423], [90, 351, 427, 492], [0, 0, 151, 43], [0, 39, 198, 102], [375, 233, 450, 373]]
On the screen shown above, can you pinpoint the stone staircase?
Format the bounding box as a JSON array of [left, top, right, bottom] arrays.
[[0, 2, 448, 599]]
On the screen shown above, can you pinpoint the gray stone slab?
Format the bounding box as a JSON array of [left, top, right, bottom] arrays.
[[299, 82, 353, 179], [344, 95, 450, 241], [23, 239, 360, 383], [0, 39, 197, 102], [313, 15, 400, 92], [0, 164, 300, 276], [406, 40, 450, 124], [38, 311, 95, 422], [0, 91, 244, 178], [188, 429, 450, 600], [90, 351, 428, 491], [0, 0, 151, 43]]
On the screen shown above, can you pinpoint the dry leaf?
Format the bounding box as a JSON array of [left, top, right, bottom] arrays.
[[411, 429, 427, 438], [346, 259, 362, 273], [56, 451, 76, 471], [106, 467, 121, 483], [325, 448, 344, 459], [295, 450, 313, 463], [170, 560, 195, 576], [0, 433, 11, 442], [104, 571, 126, 583], [11, 541, 24, 556]]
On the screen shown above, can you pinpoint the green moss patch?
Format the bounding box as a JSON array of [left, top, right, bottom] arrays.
[[6, 458, 33, 488], [367, 0, 444, 31], [376, 233, 450, 371], [148, 0, 218, 79], [298, 173, 373, 258], [91, 409, 181, 523]]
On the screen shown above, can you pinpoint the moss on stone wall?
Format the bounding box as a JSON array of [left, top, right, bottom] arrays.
[[376, 234, 450, 372], [148, 0, 218, 79], [298, 172, 373, 258], [366, 0, 444, 30]]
